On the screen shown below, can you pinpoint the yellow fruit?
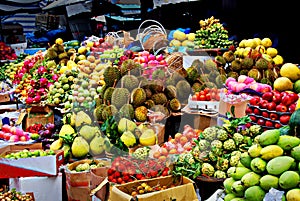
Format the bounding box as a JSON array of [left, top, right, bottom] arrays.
[[239, 39, 247, 48], [255, 45, 266, 54], [169, 39, 181, 47], [274, 77, 294, 92], [59, 65, 69, 74], [77, 54, 86, 60], [261, 38, 272, 48], [71, 136, 90, 158], [86, 41, 94, 48], [173, 30, 186, 41], [253, 38, 262, 46], [262, 53, 273, 62], [139, 128, 156, 146], [59, 124, 75, 137], [55, 38, 63, 45], [244, 39, 257, 49], [78, 46, 87, 55], [187, 33, 196, 41], [50, 138, 63, 150], [266, 47, 278, 58], [280, 63, 300, 81], [273, 55, 284, 65]]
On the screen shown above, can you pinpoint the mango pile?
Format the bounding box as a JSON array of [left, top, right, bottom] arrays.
[[223, 128, 300, 201]]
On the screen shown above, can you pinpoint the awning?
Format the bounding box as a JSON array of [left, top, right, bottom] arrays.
[[42, 0, 87, 10], [66, 3, 91, 17]]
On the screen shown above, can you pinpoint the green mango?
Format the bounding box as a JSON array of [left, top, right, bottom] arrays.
[[240, 152, 252, 168], [244, 186, 266, 201], [258, 129, 280, 146], [241, 171, 261, 188], [224, 193, 236, 201], [231, 180, 246, 197], [223, 177, 236, 194], [266, 156, 295, 175], [291, 145, 300, 161], [250, 157, 267, 174], [279, 171, 300, 190], [259, 174, 279, 191], [231, 167, 252, 181], [277, 135, 300, 151]]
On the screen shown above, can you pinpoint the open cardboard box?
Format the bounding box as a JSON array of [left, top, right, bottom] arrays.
[[0, 145, 64, 178], [110, 175, 198, 201]]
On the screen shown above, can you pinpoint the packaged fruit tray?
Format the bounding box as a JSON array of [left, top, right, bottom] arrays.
[[188, 95, 219, 112]]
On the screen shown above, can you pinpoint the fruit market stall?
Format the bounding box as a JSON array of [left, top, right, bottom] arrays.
[[1, 15, 300, 201]]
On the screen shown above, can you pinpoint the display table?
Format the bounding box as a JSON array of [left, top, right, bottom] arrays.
[[153, 0, 200, 9]]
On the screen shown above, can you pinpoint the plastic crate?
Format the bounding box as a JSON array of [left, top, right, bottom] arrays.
[[24, 48, 46, 55], [188, 95, 219, 112]]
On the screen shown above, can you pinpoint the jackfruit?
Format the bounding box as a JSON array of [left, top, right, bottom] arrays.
[[75, 111, 92, 127], [59, 124, 75, 137], [71, 136, 90, 158]]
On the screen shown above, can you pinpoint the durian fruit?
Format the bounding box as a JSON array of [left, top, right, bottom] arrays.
[[215, 74, 227, 88], [264, 69, 276, 81], [208, 70, 219, 82], [93, 104, 106, 121], [120, 59, 141, 76], [134, 106, 148, 122], [119, 74, 139, 92], [191, 82, 203, 93], [151, 93, 168, 105], [148, 80, 164, 94], [103, 87, 115, 105], [227, 71, 239, 80], [215, 55, 226, 66], [143, 99, 155, 109], [111, 88, 130, 109], [176, 80, 191, 102], [102, 104, 118, 121], [169, 98, 181, 112], [241, 57, 254, 69], [164, 85, 177, 100], [191, 59, 204, 72], [131, 87, 147, 107], [255, 58, 270, 70], [231, 59, 242, 72], [119, 103, 135, 119], [248, 69, 262, 81], [240, 69, 249, 75], [152, 69, 165, 80], [103, 66, 121, 87], [204, 59, 218, 73], [144, 88, 152, 99], [150, 104, 170, 117], [186, 66, 199, 84], [222, 50, 235, 63], [204, 81, 217, 89], [45, 47, 58, 60]]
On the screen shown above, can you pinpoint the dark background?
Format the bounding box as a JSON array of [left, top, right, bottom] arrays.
[[141, 0, 300, 64]]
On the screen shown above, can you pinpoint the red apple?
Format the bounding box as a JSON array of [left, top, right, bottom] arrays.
[[250, 115, 257, 122], [9, 135, 19, 142], [274, 123, 282, 129], [279, 115, 290, 125], [259, 99, 268, 109], [269, 113, 279, 120], [4, 133, 12, 141], [253, 108, 261, 115], [261, 111, 269, 118], [276, 104, 288, 112], [266, 101, 277, 111], [245, 107, 253, 114], [262, 92, 273, 101], [288, 92, 299, 103], [1, 124, 11, 133], [249, 96, 261, 106], [245, 122, 252, 128], [265, 120, 274, 127], [272, 91, 282, 104], [257, 118, 265, 126], [0, 131, 5, 139], [281, 94, 295, 106], [289, 103, 296, 113], [281, 91, 288, 98]]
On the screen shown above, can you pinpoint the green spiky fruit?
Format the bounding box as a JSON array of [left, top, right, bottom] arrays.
[[103, 66, 121, 87], [120, 74, 139, 92], [164, 85, 177, 99], [241, 57, 254, 69], [103, 87, 115, 105], [134, 106, 148, 122], [111, 88, 130, 109], [231, 59, 242, 71], [151, 93, 168, 105], [169, 98, 181, 111], [119, 103, 134, 119], [131, 87, 147, 107]]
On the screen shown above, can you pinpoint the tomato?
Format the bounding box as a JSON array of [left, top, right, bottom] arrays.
[[205, 93, 211, 101], [199, 95, 206, 101], [136, 174, 143, 180], [117, 177, 123, 184], [199, 90, 206, 96], [114, 171, 121, 178], [191, 95, 198, 101], [203, 88, 210, 94], [107, 168, 114, 175]]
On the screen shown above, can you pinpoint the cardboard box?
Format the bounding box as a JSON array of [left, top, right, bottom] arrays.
[[9, 174, 62, 201], [65, 159, 111, 201], [219, 99, 249, 118], [0, 93, 11, 103], [110, 175, 198, 201], [0, 145, 64, 178]]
